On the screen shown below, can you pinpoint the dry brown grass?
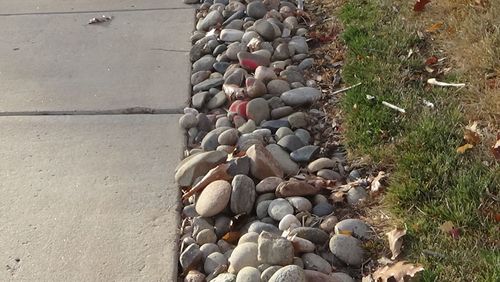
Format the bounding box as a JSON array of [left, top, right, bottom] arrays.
[[409, 0, 500, 127]]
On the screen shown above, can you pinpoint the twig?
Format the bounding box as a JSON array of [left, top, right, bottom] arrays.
[[382, 101, 406, 113], [427, 78, 466, 87], [332, 82, 362, 95]]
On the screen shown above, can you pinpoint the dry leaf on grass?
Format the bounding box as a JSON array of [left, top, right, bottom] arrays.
[[413, 0, 431, 12], [370, 261, 424, 282], [464, 121, 481, 145], [425, 55, 438, 65], [426, 22, 443, 33], [492, 133, 500, 160], [439, 221, 461, 239], [386, 228, 407, 260], [371, 171, 387, 193], [457, 143, 474, 154]]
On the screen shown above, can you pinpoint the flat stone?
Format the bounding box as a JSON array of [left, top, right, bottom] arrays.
[[289, 236, 315, 253], [204, 252, 228, 274], [267, 198, 294, 221], [275, 180, 321, 197], [271, 106, 294, 119], [307, 158, 335, 172], [261, 120, 290, 133], [220, 29, 245, 42], [256, 200, 272, 219], [230, 175, 257, 215], [207, 91, 228, 109], [257, 231, 294, 266], [287, 112, 308, 129], [347, 186, 368, 205], [191, 70, 212, 85], [247, 221, 280, 234], [254, 20, 275, 41], [290, 145, 320, 163], [218, 128, 240, 146], [193, 55, 216, 73], [265, 144, 300, 176], [288, 227, 329, 245], [277, 135, 304, 152], [286, 197, 312, 212], [312, 202, 334, 217], [256, 177, 283, 193], [329, 235, 364, 266], [197, 10, 223, 31], [278, 214, 301, 231], [193, 77, 224, 92], [302, 253, 332, 274], [280, 87, 321, 107], [247, 1, 268, 19], [247, 144, 284, 180], [317, 169, 342, 181]]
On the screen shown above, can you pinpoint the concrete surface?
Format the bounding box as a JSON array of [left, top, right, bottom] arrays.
[[0, 8, 192, 113], [0, 115, 183, 282], [0, 0, 193, 281], [0, 0, 190, 15]]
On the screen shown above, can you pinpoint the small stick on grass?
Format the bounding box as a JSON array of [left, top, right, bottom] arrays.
[[332, 82, 362, 95], [427, 78, 466, 87]]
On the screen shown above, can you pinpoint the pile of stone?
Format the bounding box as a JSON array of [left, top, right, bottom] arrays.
[[177, 0, 373, 281]]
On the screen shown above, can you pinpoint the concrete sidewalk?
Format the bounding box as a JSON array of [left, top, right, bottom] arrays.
[[0, 1, 193, 281]]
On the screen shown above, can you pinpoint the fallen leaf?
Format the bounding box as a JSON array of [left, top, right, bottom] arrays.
[[425, 56, 438, 65], [330, 191, 345, 203], [386, 228, 407, 260], [426, 22, 443, 33], [338, 230, 353, 236], [495, 213, 500, 223], [371, 261, 424, 282], [414, 0, 431, 12], [371, 171, 387, 193], [88, 15, 113, 24], [222, 231, 240, 244], [439, 221, 460, 239], [492, 133, 500, 160], [457, 143, 474, 154]]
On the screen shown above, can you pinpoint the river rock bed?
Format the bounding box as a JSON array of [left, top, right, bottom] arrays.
[[177, 0, 374, 281]]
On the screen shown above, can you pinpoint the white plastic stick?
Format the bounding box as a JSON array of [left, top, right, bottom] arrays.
[[427, 78, 465, 87]]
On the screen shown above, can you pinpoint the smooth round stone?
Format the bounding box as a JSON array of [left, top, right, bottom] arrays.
[[319, 215, 338, 233], [226, 43, 248, 61], [275, 127, 293, 141], [257, 192, 275, 205], [204, 252, 228, 274], [254, 20, 275, 41], [271, 106, 294, 119], [246, 1, 267, 19], [283, 16, 298, 30], [265, 144, 300, 176], [289, 236, 315, 253], [192, 55, 216, 72], [280, 69, 305, 84], [256, 177, 282, 193], [256, 200, 272, 219], [239, 232, 259, 244], [214, 62, 231, 74], [269, 265, 306, 282], [267, 198, 294, 221], [287, 112, 308, 128], [230, 174, 257, 215], [195, 180, 232, 217], [348, 169, 361, 180], [278, 214, 301, 231], [252, 128, 272, 138], [261, 266, 281, 282], [218, 128, 239, 146], [288, 227, 329, 245], [347, 186, 368, 205], [286, 197, 312, 212], [201, 127, 230, 151], [312, 202, 334, 217], [294, 129, 311, 145], [238, 51, 270, 71], [213, 44, 228, 56], [313, 194, 329, 205], [317, 169, 342, 181], [214, 215, 232, 238], [277, 135, 304, 152], [212, 273, 237, 282], [200, 243, 220, 260], [267, 79, 290, 95], [252, 49, 272, 60], [246, 77, 267, 98], [267, 96, 285, 110], [331, 272, 355, 282], [280, 87, 321, 107], [216, 117, 233, 128], [290, 145, 319, 163], [307, 158, 335, 172], [207, 91, 227, 109], [255, 66, 278, 83], [220, 29, 245, 42], [192, 92, 209, 109], [335, 219, 373, 240], [298, 58, 314, 70], [246, 98, 270, 125], [228, 242, 259, 273], [238, 120, 257, 134], [197, 10, 223, 31], [179, 113, 198, 129], [272, 43, 290, 60], [248, 221, 280, 234], [329, 235, 364, 266], [302, 253, 332, 274], [196, 229, 217, 245], [296, 28, 307, 36], [193, 77, 224, 92], [236, 266, 261, 282], [191, 70, 212, 85], [225, 18, 244, 30], [289, 36, 308, 54], [180, 243, 202, 271], [229, 100, 248, 118], [183, 204, 199, 218]]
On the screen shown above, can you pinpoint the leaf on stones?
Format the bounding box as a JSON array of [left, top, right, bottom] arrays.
[[370, 171, 387, 193], [457, 143, 473, 154], [386, 228, 406, 260], [371, 261, 424, 282], [330, 191, 345, 203], [426, 22, 443, 33], [491, 133, 500, 160], [414, 0, 431, 12], [222, 231, 240, 244], [338, 229, 353, 236], [439, 221, 460, 239]]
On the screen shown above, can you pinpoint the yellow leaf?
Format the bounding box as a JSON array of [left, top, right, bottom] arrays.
[[456, 143, 473, 153], [439, 221, 454, 233], [338, 229, 353, 236], [426, 22, 444, 33]]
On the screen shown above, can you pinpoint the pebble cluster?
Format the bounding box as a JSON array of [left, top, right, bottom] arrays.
[[177, 0, 373, 281]]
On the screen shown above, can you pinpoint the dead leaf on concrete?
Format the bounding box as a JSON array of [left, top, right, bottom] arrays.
[[89, 15, 113, 24], [386, 228, 407, 260], [370, 261, 424, 282]]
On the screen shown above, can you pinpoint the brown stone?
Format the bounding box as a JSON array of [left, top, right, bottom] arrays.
[[275, 180, 320, 197], [246, 144, 284, 180]]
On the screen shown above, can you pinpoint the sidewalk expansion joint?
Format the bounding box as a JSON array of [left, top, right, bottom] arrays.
[[0, 107, 184, 116]]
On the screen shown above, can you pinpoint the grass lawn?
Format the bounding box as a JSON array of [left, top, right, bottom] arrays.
[[333, 0, 499, 280]]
